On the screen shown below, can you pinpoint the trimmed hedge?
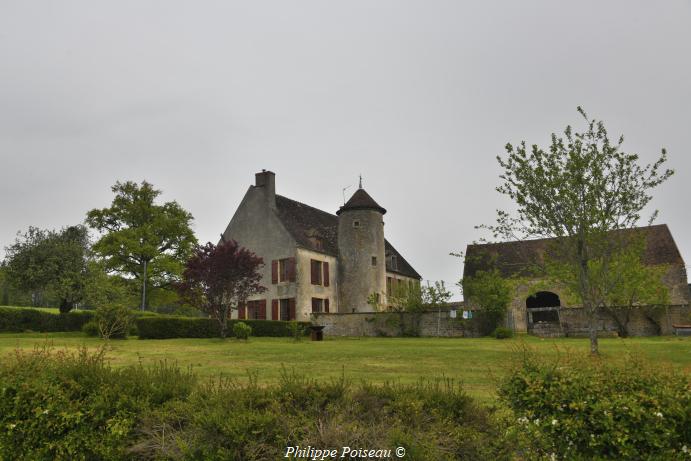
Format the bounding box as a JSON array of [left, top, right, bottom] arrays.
[[0, 307, 94, 333], [136, 316, 311, 339]]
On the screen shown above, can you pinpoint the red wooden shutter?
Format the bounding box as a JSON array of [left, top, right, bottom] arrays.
[[289, 298, 296, 320], [310, 260, 318, 285], [287, 257, 296, 282], [324, 298, 329, 313], [259, 299, 267, 320], [238, 303, 246, 320], [323, 262, 330, 287], [271, 260, 278, 284], [272, 299, 278, 320]]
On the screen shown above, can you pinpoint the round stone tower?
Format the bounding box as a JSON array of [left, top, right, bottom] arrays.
[[336, 187, 387, 312]]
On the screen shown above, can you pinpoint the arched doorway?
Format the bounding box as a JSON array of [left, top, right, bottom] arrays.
[[526, 291, 560, 323]]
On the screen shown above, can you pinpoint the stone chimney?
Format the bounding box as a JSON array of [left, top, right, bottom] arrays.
[[255, 170, 276, 209]]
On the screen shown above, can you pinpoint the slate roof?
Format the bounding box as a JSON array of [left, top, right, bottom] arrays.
[[336, 188, 387, 215], [274, 194, 421, 279], [464, 224, 684, 279]]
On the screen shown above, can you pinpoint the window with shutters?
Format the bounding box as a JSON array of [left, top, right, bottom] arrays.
[[280, 299, 290, 321], [310, 259, 323, 285], [247, 300, 261, 320], [279, 258, 288, 282], [311, 297, 329, 313], [274, 258, 296, 284]]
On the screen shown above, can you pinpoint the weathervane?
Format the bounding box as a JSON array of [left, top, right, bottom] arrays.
[[358, 174, 363, 189]]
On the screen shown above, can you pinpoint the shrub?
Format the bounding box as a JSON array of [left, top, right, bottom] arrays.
[[135, 316, 311, 339], [233, 321, 252, 340], [82, 320, 100, 337], [493, 327, 513, 339], [130, 373, 509, 460], [289, 320, 305, 341], [0, 306, 94, 333], [499, 348, 691, 459], [95, 305, 133, 340], [0, 346, 196, 460]]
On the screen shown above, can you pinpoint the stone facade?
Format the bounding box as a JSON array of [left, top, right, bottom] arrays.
[[310, 305, 691, 338], [558, 305, 691, 337], [311, 308, 483, 337], [221, 171, 421, 321], [337, 208, 386, 313]]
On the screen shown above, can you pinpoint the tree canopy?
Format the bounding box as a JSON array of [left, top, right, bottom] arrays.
[[3, 225, 90, 312], [86, 181, 197, 309], [488, 107, 673, 353], [177, 239, 265, 338]]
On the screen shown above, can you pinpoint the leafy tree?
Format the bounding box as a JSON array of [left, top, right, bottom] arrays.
[[3, 226, 90, 312], [0, 265, 10, 306], [487, 107, 673, 353], [177, 239, 265, 339], [422, 280, 453, 309], [82, 260, 136, 310], [570, 237, 669, 337], [462, 269, 512, 335], [372, 280, 451, 336], [86, 181, 197, 310]]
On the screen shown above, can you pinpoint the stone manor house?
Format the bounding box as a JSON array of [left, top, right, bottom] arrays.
[[222, 170, 421, 322]]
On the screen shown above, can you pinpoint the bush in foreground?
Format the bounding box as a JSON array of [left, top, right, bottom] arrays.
[[499, 348, 691, 460], [0, 346, 196, 460], [131, 372, 509, 460], [0, 347, 509, 460]]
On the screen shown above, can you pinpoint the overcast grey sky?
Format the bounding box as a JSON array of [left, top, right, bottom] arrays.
[[1, 1, 690, 300]]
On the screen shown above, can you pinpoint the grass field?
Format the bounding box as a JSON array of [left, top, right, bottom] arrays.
[[1, 333, 689, 402], [1, 305, 62, 314]]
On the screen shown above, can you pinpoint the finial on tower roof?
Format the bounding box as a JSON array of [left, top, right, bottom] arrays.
[[359, 174, 363, 189]]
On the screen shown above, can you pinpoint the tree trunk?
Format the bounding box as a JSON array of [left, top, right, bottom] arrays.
[[220, 318, 227, 339], [140, 260, 148, 311], [59, 299, 73, 314], [588, 307, 599, 355]]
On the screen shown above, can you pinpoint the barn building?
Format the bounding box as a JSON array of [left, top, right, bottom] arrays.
[[463, 224, 690, 335]]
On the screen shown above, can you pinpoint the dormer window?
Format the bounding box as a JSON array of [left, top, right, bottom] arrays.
[[390, 255, 398, 271], [310, 236, 324, 251]]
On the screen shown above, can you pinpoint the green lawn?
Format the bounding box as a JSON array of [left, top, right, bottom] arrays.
[[1, 333, 689, 402], [1, 305, 62, 314]]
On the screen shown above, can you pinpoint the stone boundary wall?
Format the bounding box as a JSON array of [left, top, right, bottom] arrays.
[[311, 308, 482, 337], [311, 305, 691, 337], [558, 304, 691, 337]]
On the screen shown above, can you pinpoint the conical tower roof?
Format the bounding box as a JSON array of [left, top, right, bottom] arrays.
[[337, 188, 386, 215]]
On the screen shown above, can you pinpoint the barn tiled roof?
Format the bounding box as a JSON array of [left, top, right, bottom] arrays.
[[337, 188, 387, 215], [463, 224, 684, 279], [274, 194, 421, 279]]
